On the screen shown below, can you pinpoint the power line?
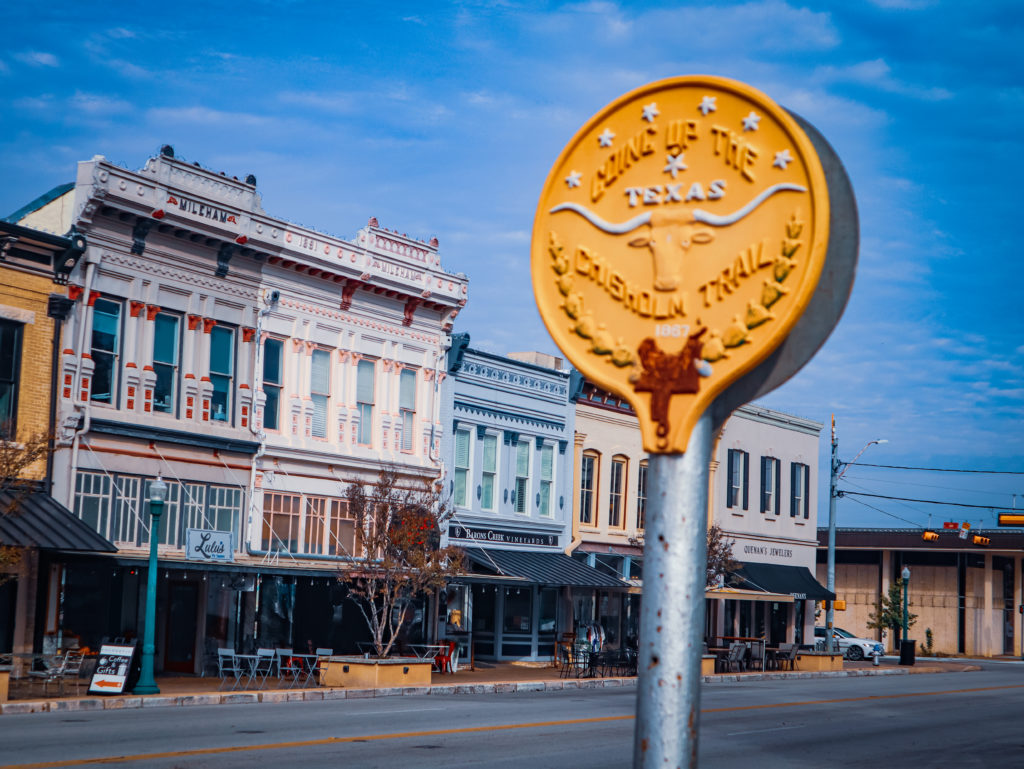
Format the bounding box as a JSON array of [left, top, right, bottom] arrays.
[[839, 490, 1008, 510], [845, 496, 926, 528], [847, 462, 1024, 475]]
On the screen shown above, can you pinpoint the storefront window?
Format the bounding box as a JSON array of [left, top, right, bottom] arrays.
[[503, 587, 532, 634], [538, 588, 557, 635]]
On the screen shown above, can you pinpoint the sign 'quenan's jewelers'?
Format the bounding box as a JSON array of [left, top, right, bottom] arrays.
[[532, 76, 829, 453], [532, 76, 839, 769]]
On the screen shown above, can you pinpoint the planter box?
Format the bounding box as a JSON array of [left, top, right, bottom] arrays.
[[320, 657, 432, 688], [795, 652, 843, 672], [701, 656, 716, 675], [0, 670, 8, 703]]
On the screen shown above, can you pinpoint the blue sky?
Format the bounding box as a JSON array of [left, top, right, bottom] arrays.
[[2, 1, 1021, 529]]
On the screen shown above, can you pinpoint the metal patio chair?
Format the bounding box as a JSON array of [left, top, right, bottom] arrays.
[[216, 648, 244, 691], [724, 642, 747, 673], [250, 648, 276, 689]]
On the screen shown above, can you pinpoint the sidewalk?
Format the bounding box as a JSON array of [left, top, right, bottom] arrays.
[[0, 657, 979, 716]]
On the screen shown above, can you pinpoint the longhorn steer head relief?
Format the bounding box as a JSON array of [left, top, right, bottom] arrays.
[[550, 183, 806, 292]]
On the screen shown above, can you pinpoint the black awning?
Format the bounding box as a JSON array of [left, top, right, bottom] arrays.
[[0, 490, 116, 552], [462, 548, 628, 589], [731, 561, 834, 601]]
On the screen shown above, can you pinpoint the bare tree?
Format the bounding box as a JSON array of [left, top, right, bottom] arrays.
[[630, 522, 738, 588], [706, 523, 738, 588], [0, 431, 52, 587], [343, 467, 464, 658]]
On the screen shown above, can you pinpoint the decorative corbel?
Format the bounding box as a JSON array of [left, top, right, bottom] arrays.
[[215, 242, 236, 278], [403, 296, 421, 327], [340, 280, 362, 311], [131, 218, 154, 256]]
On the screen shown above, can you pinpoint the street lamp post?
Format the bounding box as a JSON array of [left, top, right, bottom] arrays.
[[901, 565, 911, 641], [134, 476, 168, 695], [825, 418, 886, 653]]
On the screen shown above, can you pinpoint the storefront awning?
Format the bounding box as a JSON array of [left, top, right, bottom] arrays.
[[0, 490, 116, 552], [462, 548, 628, 588], [705, 587, 794, 603], [731, 561, 834, 601]]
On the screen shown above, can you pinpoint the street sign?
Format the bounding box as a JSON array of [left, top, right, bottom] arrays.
[[943, 521, 959, 530], [532, 75, 830, 452], [89, 641, 137, 695]]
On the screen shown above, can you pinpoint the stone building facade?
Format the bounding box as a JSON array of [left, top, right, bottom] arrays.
[[8, 147, 466, 669]]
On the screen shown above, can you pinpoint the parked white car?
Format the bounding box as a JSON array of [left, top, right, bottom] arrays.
[[814, 626, 884, 661]]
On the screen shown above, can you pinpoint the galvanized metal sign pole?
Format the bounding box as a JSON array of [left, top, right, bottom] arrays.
[[531, 76, 853, 769], [634, 413, 711, 768]]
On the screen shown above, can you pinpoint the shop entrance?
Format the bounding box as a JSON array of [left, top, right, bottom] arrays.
[[164, 581, 198, 673]]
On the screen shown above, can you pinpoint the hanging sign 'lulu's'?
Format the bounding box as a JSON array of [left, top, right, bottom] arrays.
[[532, 76, 830, 452]]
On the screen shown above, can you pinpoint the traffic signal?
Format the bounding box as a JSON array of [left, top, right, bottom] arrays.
[[998, 513, 1024, 527], [973, 534, 990, 546], [922, 530, 939, 542]]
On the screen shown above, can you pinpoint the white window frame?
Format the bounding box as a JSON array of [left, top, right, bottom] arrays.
[[310, 348, 331, 439], [399, 368, 416, 453], [539, 442, 554, 517], [514, 439, 531, 514], [454, 428, 472, 508], [481, 431, 498, 512]]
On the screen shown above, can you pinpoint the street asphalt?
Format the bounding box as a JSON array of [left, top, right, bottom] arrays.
[[1, 661, 1021, 768]]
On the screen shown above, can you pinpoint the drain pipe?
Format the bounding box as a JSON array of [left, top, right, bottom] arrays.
[[66, 252, 101, 509], [428, 340, 449, 487], [245, 289, 278, 549]]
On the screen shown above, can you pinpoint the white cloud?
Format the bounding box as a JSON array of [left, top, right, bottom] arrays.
[[107, 27, 136, 39], [278, 90, 357, 113], [146, 106, 272, 127], [13, 50, 59, 68], [816, 59, 952, 101], [69, 92, 133, 114], [402, 15, 426, 25]]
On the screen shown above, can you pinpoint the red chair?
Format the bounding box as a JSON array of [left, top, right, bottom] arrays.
[[433, 641, 456, 674]]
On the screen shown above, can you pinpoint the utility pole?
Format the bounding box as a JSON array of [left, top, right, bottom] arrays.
[[825, 416, 838, 652], [826, 420, 887, 653]]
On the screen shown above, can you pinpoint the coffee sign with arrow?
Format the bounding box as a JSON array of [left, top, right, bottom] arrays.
[[89, 641, 137, 695]]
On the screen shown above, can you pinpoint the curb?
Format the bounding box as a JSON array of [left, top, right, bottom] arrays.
[[0, 666, 951, 716]]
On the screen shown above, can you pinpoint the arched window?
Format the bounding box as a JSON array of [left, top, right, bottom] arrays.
[[580, 450, 599, 525], [608, 455, 628, 528]]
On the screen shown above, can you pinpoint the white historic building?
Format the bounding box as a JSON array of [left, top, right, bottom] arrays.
[[12, 147, 467, 669], [571, 390, 828, 650]]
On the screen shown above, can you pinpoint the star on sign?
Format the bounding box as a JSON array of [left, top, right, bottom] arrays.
[[598, 128, 615, 147], [742, 111, 761, 131], [663, 154, 687, 179], [641, 102, 659, 122], [773, 149, 794, 169], [565, 171, 582, 188], [698, 96, 717, 116]]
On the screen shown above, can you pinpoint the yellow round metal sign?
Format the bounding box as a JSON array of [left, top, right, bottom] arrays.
[[532, 75, 830, 452]]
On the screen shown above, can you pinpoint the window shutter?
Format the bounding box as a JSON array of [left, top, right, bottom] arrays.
[[399, 369, 416, 410], [774, 460, 781, 516], [790, 463, 798, 517], [742, 451, 749, 510], [310, 350, 330, 394], [760, 456, 769, 513], [803, 466, 810, 519], [357, 360, 375, 402], [726, 450, 736, 508], [455, 430, 470, 468]]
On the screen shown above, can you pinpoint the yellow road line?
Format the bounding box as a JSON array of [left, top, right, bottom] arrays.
[[0, 716, 633, 769], [4, 683, 1022, 769]]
